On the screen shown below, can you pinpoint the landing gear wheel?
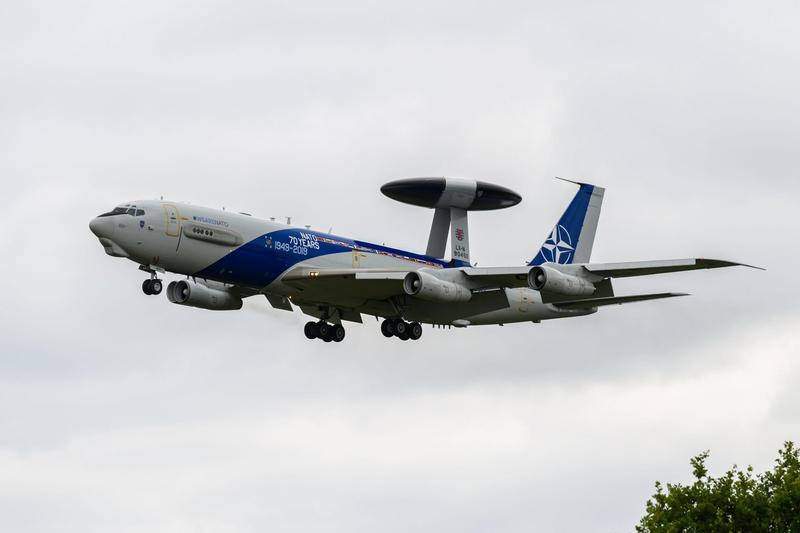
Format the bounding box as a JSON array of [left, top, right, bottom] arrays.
[[381, 319, 394, 338], [397, 330, 409, 341], [304, 321, 318, 339], [394, 320, 407, 336], [332, 324, 346, 342], [317, 322, 331, 339], [150, 279, 163, 295], [408, 322, 422, 340], [142, 278, 162, 295]]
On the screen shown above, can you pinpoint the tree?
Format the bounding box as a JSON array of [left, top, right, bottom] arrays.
[[637, 441, 800, 532]]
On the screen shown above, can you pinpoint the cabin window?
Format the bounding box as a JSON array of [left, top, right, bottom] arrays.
[[191, 227, 214, 237]]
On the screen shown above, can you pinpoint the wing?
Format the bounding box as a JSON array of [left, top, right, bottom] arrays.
[[278, 267, 413, 323], [583, 258, 763, 278], [457, 259, 760, 286], [279, 266, 513, 323]]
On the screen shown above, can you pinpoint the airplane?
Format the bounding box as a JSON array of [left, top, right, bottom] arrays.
[[89, 177, 758, 342]]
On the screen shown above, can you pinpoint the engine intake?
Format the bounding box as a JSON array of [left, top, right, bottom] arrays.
[[403, 271, 471, 302], [166, 280, 243, 311], [528, 266, 595, 296]]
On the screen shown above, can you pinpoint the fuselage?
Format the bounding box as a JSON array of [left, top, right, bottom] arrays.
[[89, 200, 592, 325]]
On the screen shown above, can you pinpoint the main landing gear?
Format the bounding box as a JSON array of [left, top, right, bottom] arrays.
[[139, 264, 163, 296], [304, 321, 346, 343], [142, 278, 163, 295], [381, 319, 423, 341]]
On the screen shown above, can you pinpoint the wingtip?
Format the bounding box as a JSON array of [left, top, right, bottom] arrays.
[[698, 259, 766, 271]]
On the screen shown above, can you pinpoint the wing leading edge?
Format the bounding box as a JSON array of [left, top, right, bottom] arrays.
[[584, 258, 763, 278]]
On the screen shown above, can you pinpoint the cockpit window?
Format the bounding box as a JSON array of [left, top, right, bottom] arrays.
[[97, 207, 129, 217], [97, 206, 146, 217]]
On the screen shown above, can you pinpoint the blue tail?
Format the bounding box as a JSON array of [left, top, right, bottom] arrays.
[[529, 180, 605, 266]]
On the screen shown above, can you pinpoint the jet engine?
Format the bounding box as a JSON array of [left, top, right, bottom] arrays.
[[166, 280, 243, 311], [403, 271, 472, 302], [528, 265, 595, 296]]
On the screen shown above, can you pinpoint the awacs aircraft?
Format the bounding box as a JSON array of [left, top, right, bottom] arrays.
[[89, 178, 757, 342]]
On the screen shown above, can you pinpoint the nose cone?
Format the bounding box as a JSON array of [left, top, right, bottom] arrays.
[[89, 216, 114, 238]]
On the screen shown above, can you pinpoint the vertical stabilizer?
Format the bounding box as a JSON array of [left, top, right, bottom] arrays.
[[530, 180, 605, 266]]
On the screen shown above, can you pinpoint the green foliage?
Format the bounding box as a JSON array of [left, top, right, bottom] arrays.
[[637, 441, 800, 533]]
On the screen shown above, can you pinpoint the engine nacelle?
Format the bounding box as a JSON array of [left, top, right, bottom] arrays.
[[528, 265, 596, 296], [403, 271, 472, 302], [166, 280, 243, 311]]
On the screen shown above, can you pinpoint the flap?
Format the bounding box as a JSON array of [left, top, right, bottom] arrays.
[[281, 267, 410, 301], [554, 292, 689, 309], [459, 266, 532, 289]]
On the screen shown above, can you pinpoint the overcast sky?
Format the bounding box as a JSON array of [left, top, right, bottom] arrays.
[[1, 1, 798, 531]]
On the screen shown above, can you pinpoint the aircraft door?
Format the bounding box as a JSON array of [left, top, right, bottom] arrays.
[[162, 203, 181, 237]]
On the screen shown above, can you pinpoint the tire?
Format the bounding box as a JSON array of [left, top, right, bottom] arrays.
[[408, 322, 422, 340], [333, 324, 345, 342], [394, 320, 407, 335], [397, 330, 409, 341], [304, 321, 318, 339], [322, 334, 332, 342], [151, 279, 163, 295], [317, 322, 331, 339], [380, 320, 394, 338], [142, 279, 152, 295]]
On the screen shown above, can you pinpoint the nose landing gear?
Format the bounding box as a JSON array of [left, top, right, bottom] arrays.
[[304, 321, 346, 342], [381, 319, 422, 341]]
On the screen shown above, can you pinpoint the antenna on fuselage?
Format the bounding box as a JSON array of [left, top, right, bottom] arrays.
[[379, 177, 521, 264]]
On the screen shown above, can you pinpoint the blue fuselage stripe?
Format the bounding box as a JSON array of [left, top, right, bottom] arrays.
[[193, 228, 451, 289]]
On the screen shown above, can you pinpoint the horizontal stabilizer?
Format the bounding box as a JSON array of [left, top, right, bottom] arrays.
[[554, 292, 689, 309], [584, 258, 762, 278]]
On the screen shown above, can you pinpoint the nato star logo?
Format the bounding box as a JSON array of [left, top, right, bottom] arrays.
[[539, 224, 574, 264]]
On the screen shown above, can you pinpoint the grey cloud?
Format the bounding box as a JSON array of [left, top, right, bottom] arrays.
[[1, 1, 798, 532]]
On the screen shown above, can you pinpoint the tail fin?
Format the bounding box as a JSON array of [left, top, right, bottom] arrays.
[[529, 179, 605, 266]]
